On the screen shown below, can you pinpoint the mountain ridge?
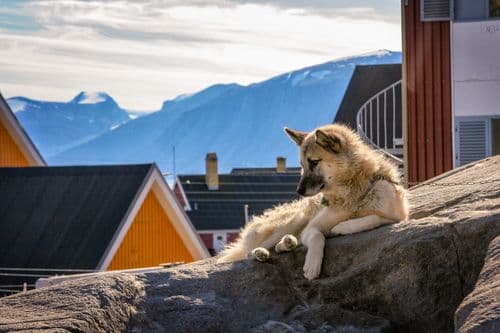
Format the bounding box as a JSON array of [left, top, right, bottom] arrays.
[[8, 50, 402, 175]]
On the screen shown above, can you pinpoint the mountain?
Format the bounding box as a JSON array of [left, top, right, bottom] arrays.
[[7, 92, 133, 157], [18, 50, 401, 174]]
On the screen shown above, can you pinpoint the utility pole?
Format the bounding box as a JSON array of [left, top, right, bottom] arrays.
[[244, 204, 249, 224]]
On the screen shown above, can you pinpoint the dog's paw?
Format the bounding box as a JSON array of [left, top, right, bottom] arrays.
[[303, 258, 321, 280], [331, 222, 355, 236], [275, 234, 298, 253], [250, 247, 270, 262]]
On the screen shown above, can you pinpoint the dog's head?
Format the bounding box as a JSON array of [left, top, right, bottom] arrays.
[[285, 124, 352, 197]]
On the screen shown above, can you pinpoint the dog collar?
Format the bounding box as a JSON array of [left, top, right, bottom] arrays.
[[321, 196, 330, 207]]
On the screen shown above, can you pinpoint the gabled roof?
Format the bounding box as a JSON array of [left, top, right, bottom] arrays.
[[0, 93, 45, 166], [0, 164, 207, 272], [177, 170, 301, 231], [334, 64, 401, 128]]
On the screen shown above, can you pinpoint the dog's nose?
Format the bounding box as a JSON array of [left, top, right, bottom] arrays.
[[296, 186, 306, 196]]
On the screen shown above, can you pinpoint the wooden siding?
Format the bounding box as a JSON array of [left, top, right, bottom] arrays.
[[403, 0, 453, 184], [108, 190, 194, 270], [0, 118, 29, 167]]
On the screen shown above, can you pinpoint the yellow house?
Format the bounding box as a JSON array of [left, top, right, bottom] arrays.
[[0, 94, 208, 294], [0, 93, 45, 167], [0, 164, 208, 280]]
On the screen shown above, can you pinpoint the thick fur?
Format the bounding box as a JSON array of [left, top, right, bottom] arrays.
[[218, 124, 409, 280]]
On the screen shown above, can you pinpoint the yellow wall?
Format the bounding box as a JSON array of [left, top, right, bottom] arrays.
[[108, 190, 194, 270], [0, 118, 30, 167]]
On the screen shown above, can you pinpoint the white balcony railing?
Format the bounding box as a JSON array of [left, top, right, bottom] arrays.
[[356, 80, 403, 165]]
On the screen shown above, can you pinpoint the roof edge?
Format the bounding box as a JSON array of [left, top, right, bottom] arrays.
[[0, 93, 46, 166], [174, 175, 192, 211]]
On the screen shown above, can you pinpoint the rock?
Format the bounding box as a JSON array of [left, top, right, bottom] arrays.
[[0, 274, 143, 332], [455, 235, 500, 332], [0, 156, 499, 333]]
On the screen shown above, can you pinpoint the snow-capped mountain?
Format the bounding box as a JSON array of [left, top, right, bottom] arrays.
[[7, 92, 133, 157], [12, 50, 402, 174]]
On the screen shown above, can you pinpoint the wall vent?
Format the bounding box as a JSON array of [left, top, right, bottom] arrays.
[[421, 0, 452, 21], [457, 119, 487, 166]]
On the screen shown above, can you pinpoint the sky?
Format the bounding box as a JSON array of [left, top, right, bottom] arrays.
[[0, 0, 402, 111]]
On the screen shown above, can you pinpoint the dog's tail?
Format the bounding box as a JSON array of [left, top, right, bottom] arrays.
[[217, 241, 247, 263], [217, 226, 259, 262]]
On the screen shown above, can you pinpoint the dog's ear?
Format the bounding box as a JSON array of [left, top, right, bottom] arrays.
[[315, 129, 341, 153], [284, 127, 307, 146]]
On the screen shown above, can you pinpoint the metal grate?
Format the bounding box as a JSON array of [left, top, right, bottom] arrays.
[[421, 0, 452, 21], [458, 120, 487, 166]]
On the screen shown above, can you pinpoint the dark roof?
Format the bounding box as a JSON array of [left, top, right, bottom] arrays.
[[0, 164, 153, 272], [334, 64, 401, 128], [178, 172, 300, 230], [230, 167, 301, 175]]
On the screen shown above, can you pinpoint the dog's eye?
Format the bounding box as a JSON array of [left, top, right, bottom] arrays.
[[308, 159, 321, 167]]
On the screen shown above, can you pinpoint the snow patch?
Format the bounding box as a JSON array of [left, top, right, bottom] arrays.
[[310, 70, 332, 80], [128, 114, 139, 120], [77, 92, 107, 104], [110, 124, 121, 130], [8, 99, 27, 113], [291, 70, 309, 86]]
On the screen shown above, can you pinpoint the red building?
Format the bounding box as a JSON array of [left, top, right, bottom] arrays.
[[402, 0, 500, 184]]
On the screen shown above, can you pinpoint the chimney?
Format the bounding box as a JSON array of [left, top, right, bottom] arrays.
[[276, 156, 286, 173], [205, 152, 219, 190]]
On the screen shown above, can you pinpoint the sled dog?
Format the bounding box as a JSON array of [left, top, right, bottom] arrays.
[[218, 124, 409, 280]]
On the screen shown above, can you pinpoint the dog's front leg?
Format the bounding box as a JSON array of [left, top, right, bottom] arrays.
[[301, 227, 325, 280], [331, 214, 393, 235], [300, 207, 350, 280]]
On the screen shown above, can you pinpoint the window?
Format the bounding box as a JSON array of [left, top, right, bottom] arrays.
[[456, 117, 500, 166], [454, 0, 500, 20], [491, 0, 500, 17]]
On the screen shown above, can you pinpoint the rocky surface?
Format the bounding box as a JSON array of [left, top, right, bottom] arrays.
[[0, 156, 499, 333], [455, 235, 500, 332], [0, 274, 143, 332]]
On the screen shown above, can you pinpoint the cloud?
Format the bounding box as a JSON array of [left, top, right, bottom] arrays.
[[0, 0, 401, 110]]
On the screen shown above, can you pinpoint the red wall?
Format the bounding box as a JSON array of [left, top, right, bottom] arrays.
[[403, 0, 453, 184], [227, 233, 239, 243], [173, 183, 186, 208], [199, 233, 214, 253], [198, 232, 240, 256]]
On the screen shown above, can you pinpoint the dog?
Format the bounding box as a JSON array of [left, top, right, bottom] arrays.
[[218, 124, 409, 280]]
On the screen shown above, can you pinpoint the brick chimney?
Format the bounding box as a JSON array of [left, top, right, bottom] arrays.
[[276, 156, 286, 173], [205, 152, 219, 190]]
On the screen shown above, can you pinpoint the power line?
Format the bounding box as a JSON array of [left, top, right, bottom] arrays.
[[0, 267, 96, 272], [0, 288, 21, 293], [0, 284, 35, 288], [0, 272, 51, 278]]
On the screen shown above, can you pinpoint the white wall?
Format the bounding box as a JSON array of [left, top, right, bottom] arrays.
[[452, 20, 500, 117]]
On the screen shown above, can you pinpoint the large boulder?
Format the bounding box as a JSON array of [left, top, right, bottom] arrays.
[[0, 156, 499, 333], [455, 235, 500, 332]]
